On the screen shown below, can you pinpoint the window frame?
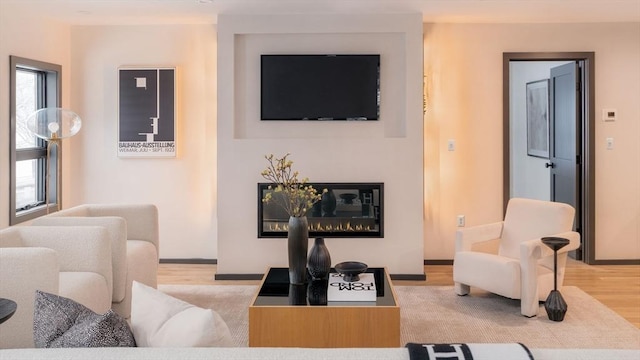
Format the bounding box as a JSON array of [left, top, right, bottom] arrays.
[[10, 56, 62, 225]]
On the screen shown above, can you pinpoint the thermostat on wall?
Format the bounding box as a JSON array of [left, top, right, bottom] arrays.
[[602, 109, 617, 122]]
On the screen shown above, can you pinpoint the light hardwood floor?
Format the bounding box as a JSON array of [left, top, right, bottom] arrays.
[[158, 259, 640, 328]]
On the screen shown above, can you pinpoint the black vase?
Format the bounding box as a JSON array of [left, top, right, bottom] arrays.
[[307, 237, 331, 280], [307, 279, 328, 306], [288, 284, 307, 305], [545, 290, 568, 321], [287, 216, 309, 285], [321, 190, 336, 217]]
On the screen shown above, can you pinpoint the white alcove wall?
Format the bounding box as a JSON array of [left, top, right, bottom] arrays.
[[216, 13, 425, 276]]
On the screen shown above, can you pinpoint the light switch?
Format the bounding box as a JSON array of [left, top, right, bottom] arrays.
[[447, 139, 455, 151], [606, 137, 614, 150], [602, 109, 616, 122]]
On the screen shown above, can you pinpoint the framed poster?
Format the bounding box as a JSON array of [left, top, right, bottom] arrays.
[[118, 67, 176, 158], [525, 79, 549, 158]]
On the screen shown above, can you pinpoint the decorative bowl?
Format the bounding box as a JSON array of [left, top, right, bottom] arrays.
[[339, 193, 358, 204], [334, 261, 368, 282]]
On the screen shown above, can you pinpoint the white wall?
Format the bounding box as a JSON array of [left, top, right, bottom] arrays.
[[68, 25, 218, 259], [0, 8, 71, 229], [424, 22, 640, 261], [217, 14, 425, 276], [2, 7, 638, 265], [510, 61, 570, 201]]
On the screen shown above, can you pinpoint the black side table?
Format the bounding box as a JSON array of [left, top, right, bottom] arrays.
[[0, 298, 17, 324], [541, 237, 570, 321]]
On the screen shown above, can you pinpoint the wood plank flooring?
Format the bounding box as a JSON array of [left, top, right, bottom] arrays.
[[158, 259, 640, 328]]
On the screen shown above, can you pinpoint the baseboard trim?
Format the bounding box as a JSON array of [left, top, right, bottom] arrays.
[[214, 273, 264, 281], [159, 258, 217, 265], [424, 259, 454, 265], [390, 273, 427, 281], [214, 272, 427, 281], [588, 259, 640, 265], [423, 258, 640, 265]]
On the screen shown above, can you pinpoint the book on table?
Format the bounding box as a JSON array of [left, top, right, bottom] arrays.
[[327, 272, 376, 302]]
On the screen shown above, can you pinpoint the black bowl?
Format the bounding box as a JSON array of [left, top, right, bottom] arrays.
[[334, 261, 368, 282], [340, 193, 358, 204]]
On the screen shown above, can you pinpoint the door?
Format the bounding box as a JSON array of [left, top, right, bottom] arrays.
[[549, 62, 581, 245], [504, 52, 595, 264]]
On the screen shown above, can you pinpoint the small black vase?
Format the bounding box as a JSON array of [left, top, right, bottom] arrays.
[[307, 279, 328, 306], [307, 237, 331, 280]]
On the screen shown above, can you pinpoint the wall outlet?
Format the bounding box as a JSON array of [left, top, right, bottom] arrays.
[[447, 139, 456, 151], [457, 215, 465, 227]]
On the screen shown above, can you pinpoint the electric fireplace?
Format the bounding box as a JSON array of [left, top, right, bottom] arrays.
[[258, 182, 383, 238]]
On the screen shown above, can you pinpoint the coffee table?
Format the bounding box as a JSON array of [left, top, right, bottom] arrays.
[[249, 267, 400, 348]]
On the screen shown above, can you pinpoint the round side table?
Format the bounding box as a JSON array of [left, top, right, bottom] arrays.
[[541, 237, 570, 322], [0, 298, 17, 324]]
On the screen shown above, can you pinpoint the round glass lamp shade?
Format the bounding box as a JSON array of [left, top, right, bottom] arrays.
[[26, 108, 82, 140]]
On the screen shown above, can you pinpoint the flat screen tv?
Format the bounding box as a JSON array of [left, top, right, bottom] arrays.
[[261, 54, 380, 121]]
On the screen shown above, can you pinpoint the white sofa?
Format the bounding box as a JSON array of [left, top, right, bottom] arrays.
[[0, 226, 113, 348], [32, 203, 159, 318], [0, 347, 638, 360]]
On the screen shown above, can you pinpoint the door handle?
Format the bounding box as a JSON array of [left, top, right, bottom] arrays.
[[545, 162, 555, 168]]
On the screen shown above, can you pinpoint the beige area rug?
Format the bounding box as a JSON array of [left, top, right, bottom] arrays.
[[158, 284, 640, 349]]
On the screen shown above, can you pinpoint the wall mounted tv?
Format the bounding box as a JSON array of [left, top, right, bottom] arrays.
[[260, 54, 380, 121]]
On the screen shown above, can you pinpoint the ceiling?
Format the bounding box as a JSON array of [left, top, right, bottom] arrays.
[[1, 0, 639, 25]]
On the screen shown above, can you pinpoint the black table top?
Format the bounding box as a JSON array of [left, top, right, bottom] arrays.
[[541, 237, 570, 251], [0, 298, 17, 325], [253, 267, 396, 307]]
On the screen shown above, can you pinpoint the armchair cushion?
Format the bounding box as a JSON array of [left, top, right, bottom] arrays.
[[33, 291, 135, 348], [32, 217, 128, 303], [0, 226, 114, 348], [499, 198, 575, 259], [36, 203, 159, 319], [0, 248, 59, 348], [454, 252, 522, 299]]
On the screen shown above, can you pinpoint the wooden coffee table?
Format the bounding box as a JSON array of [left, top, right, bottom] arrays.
[[249, 267, 400, 348]]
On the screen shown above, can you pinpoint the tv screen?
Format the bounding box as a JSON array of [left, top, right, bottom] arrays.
[[260, 54, 380, 121]]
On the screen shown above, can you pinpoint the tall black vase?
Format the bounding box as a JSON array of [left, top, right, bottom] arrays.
[[307, 237, 331, 280], [287, 216, 308, 285]]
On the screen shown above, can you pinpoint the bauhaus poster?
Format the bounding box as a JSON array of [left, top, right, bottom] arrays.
[[118, 68, 176, 158]]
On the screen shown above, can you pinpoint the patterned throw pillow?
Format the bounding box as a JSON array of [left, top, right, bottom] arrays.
[[33, 291, 136, 348]]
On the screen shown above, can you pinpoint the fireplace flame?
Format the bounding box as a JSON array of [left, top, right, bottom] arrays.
[[267, 221, 372, 232]]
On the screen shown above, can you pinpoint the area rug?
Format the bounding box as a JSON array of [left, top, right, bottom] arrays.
[[158, 284, 640, 349]]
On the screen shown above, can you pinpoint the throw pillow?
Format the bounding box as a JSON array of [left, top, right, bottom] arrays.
[[33, 290, 136, 348], [130, 281, 233, 347]]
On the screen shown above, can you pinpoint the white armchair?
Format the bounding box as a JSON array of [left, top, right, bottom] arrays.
[[453, 198, 580, 317], [0, 226, 112, 348], [32, 203, 159, 318]]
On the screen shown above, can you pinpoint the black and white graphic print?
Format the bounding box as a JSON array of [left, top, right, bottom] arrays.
[[118, 68, 176, 157]]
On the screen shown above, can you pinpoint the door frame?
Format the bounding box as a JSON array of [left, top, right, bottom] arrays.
[[502, 52, 596, 264]]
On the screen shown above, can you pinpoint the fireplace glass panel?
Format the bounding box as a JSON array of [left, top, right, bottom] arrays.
[[258, 182, 383, 238]]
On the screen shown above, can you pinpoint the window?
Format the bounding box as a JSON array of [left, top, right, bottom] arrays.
[[10, 56, 61, 224]]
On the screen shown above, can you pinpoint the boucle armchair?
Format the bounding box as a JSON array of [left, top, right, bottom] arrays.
[[33, 203, 159, 318], [0, 226, 112, 348], [453, 198, 580, 317]]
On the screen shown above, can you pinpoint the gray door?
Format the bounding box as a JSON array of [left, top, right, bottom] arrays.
[[549, 62, 581, 232]]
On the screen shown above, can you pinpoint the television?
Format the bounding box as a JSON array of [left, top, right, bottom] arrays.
[[260, 54, 380, 121]]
